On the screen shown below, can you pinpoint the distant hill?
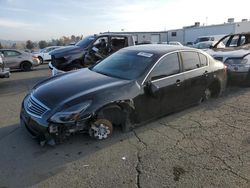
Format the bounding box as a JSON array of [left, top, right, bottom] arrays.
[[0, 39, 25, 46]]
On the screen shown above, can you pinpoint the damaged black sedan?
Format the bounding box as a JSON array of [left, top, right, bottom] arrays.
[[20, 45, 227, 145]]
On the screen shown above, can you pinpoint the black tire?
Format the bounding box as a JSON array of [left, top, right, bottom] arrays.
[[38, 57, 43, 64], [21, 62, 32, 71]]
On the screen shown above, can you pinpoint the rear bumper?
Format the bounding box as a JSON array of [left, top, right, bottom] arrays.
[[228, 71, 248, 82], [0, 68, 10, 78]]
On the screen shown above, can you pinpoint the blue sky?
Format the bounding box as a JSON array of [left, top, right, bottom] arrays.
[[0, 0, 249, 41]]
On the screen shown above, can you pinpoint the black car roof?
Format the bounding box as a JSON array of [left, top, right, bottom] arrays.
[[120, 44, 194, 56]]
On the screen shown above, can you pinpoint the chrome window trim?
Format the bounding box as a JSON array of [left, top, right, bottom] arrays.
[[142, 49, 209, 85]]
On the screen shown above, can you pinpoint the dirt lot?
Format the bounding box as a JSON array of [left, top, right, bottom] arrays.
[[0, 64, 249, 188]]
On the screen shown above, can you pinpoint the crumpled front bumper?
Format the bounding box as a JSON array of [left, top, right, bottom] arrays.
[[20, 104, 51, 141], [20, 99, 92, 145], [48, 62, 65, 76]]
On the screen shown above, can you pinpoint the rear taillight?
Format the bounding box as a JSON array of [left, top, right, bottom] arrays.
[[224, 65, 227, 73]]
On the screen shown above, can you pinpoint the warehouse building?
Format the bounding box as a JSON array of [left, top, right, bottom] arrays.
[[106, 18, 250, 45]]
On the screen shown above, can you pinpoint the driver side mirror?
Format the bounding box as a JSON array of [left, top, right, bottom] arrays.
[[145, 81, 160, 98]]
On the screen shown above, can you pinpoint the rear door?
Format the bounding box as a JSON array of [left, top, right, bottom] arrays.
[[180, 51, 209, 105]]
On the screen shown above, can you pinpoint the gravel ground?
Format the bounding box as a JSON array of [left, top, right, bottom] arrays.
[[0, 64, 249, 188]]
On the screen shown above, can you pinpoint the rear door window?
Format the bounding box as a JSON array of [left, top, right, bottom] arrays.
[[181, 51, 200, 71], [151, 52, 180, 80]]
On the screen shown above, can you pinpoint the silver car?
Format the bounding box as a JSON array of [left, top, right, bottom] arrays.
[[0, 49, 40, 71]]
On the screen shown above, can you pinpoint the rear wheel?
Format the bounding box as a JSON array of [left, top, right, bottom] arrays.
[[199, 82, 221, 103], [89, 119, 113, 140], [21, 62, 32, 71], [201, 88, 212, 102]]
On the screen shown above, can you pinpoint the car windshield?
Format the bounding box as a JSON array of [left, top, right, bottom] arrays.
[[75, 36, 95, 47], [91, 50, 158, 80]]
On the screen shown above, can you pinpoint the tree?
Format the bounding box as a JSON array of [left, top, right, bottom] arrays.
[[0, 42, 2, 49], [75, 36, 81, 42], [26, 40, 34, 49], [62, 36, 70, 45], [38, 40, 48, 49]]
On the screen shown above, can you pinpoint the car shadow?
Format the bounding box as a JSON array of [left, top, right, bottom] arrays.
[[10, 65, 50, 73], [0, 85, 249, 187], [0, 123, 136, 187]]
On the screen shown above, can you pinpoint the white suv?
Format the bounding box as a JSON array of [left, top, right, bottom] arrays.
[[33, 46, 61, 64]]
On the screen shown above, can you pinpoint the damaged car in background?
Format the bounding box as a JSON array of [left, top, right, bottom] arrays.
[[20, 45, 227, 146], [49, 33, 135, 75], [207, 32, 250, 85]]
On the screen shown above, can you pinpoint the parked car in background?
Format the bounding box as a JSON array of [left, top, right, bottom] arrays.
[[206, 32, 250, 84], [185, 42, 194, 47], [167, 41, 183, 46], [20, 45, 227, 145], [33, 46, 61, 64], [0, 53, 10, 78], [193, 35, 225, 44], [49, 33, 135, 75], [193, 41, 225, 50], [0, 49, 40, 71]]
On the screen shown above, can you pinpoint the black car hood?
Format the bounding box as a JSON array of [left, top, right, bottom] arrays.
[[32, 68, 130, 108], [50, 45, 83, 57]]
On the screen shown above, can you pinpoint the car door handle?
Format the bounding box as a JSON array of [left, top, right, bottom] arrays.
[[176, 79, 181, 87]]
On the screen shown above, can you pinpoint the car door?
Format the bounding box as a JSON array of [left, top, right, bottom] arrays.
[[2, 50, 22, 69], [180, 51, 209, 105], [84, 36, 109, 66], [134, 52, 185, 122]]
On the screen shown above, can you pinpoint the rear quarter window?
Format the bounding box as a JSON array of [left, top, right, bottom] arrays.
[[198, 53, 208, 67]]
